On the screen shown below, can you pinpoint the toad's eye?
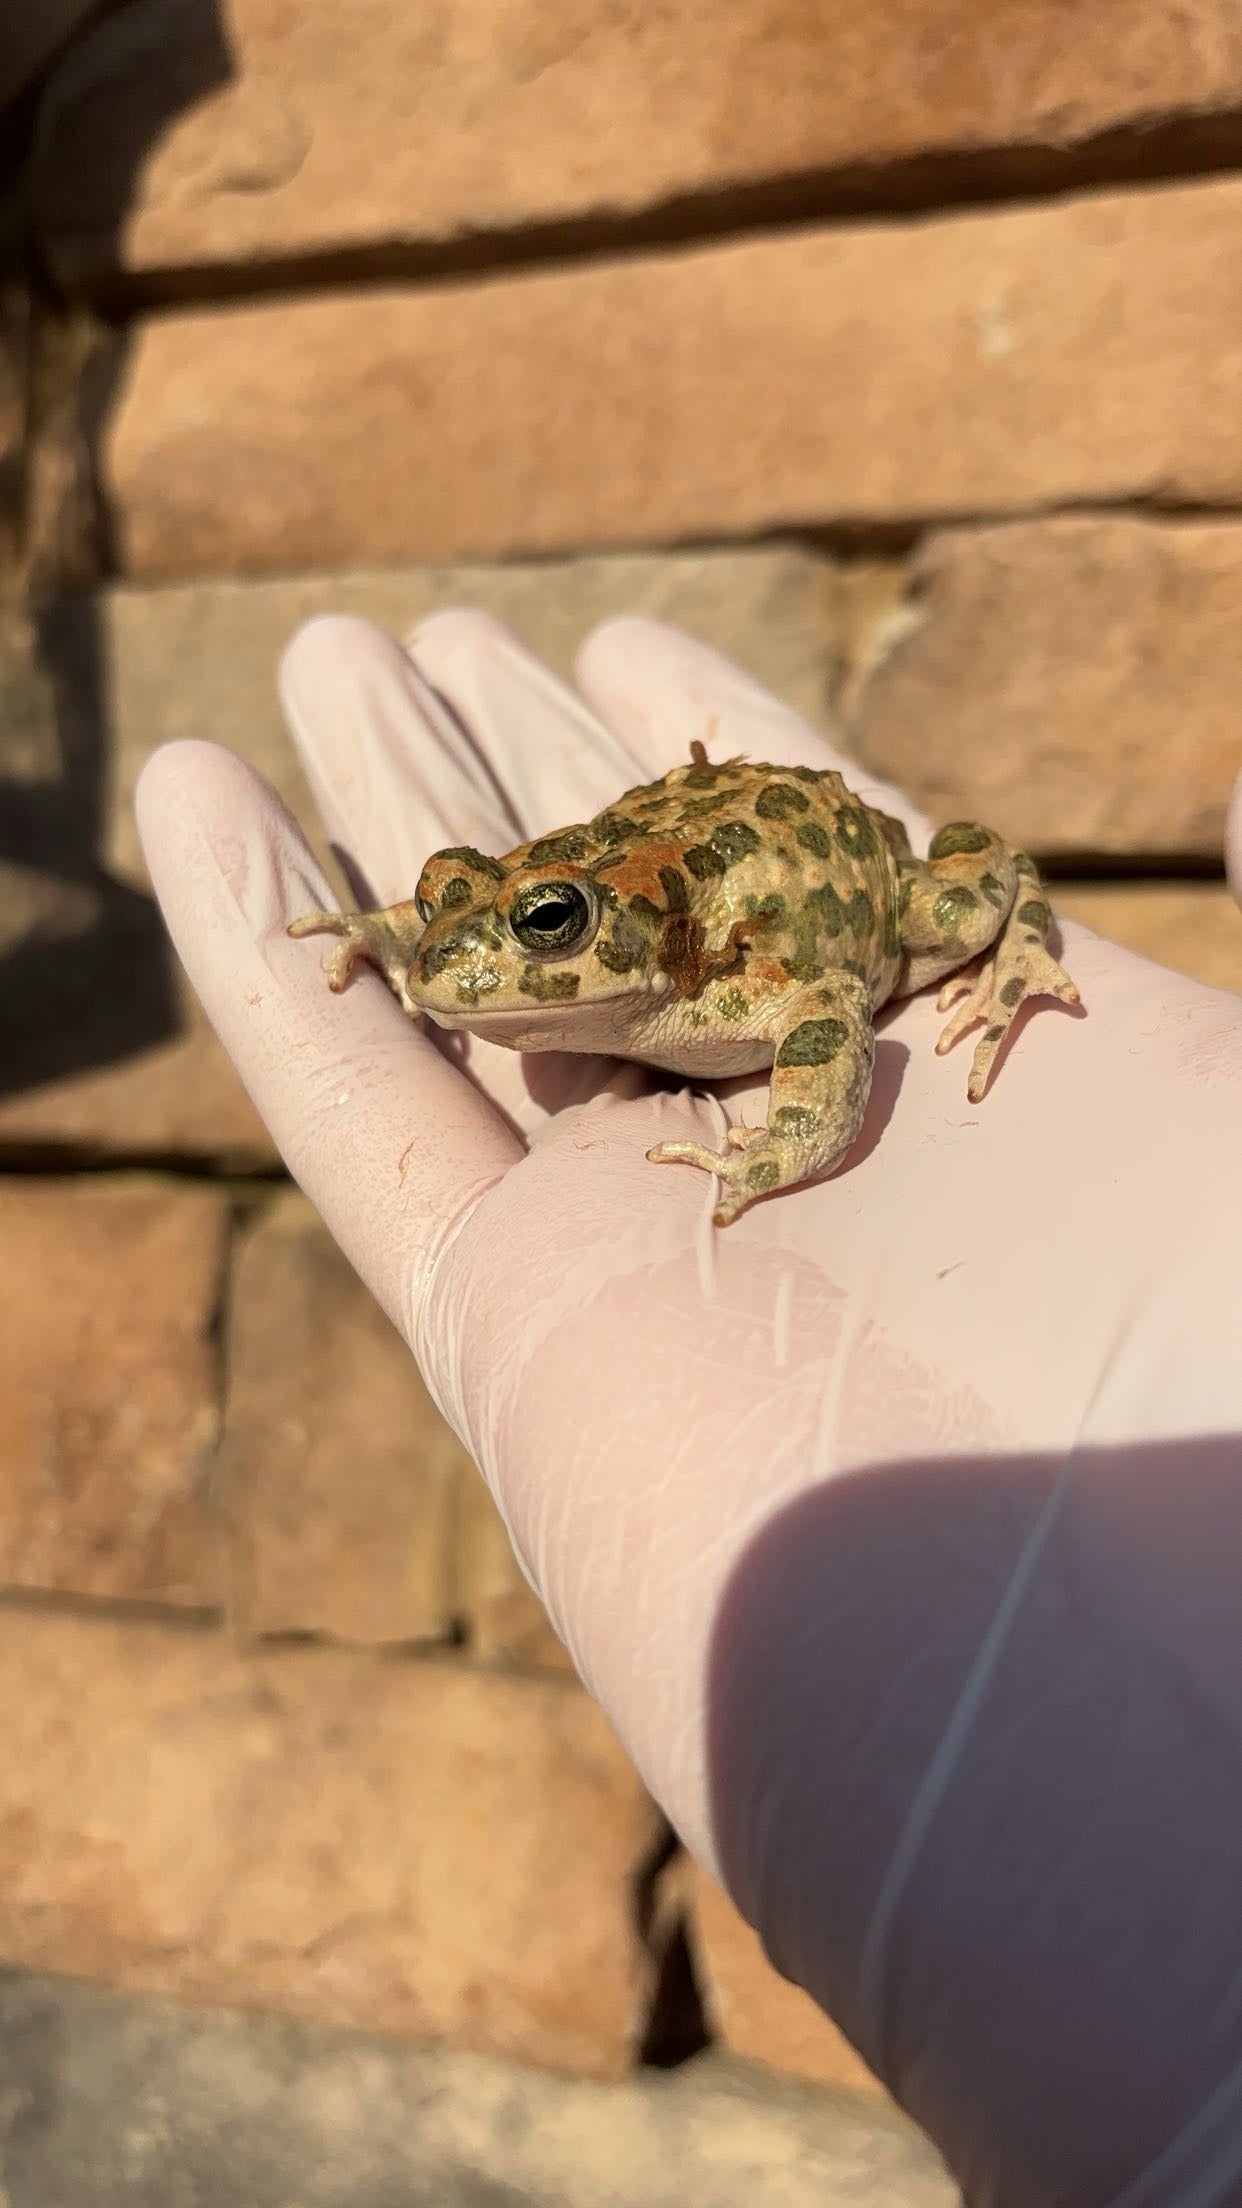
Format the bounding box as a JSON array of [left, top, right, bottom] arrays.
[[508, 879, 598, 958], [415, 891, 435, 922]]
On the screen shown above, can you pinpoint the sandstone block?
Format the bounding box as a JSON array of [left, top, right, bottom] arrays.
[[219, 1188, 463, 1644], [0, 1175, 226, 1604], [1056, 883, 1242, 993], [214, 1176, 577, 1658], [33, 0, 1242, 287], [847, 519, 1242, 858], [691, 1863, 882, 2096], [97, 179, 1242, 580], [220, 1180, 574, 1666], [0, 1609, 658, 2077], [96, 547, 840, 894], [0, 549, 837, 1159]]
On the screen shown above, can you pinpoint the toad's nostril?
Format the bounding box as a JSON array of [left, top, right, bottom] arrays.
[[419, 937, 458, 981], [420, 920, 492, 981]]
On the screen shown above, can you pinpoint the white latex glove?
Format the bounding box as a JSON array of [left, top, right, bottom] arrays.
[[138, 613, 1242, 2208]]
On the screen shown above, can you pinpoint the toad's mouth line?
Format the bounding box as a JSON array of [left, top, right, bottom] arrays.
[[417, 980, 663, 1026], [418, 996, 632, 1032]]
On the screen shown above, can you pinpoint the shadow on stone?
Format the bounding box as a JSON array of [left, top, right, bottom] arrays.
[[0, 0, 231, 1108]]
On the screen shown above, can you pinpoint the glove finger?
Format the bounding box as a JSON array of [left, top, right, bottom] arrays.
[[279, 614, 521, 910], [404, 606, 651, 832], [279, 613, 641, 1131], [135, 737, 520, 1350], [575, 616, 933, 847]]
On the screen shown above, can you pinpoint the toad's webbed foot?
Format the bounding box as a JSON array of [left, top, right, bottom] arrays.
[[933, 855, 1080, 1100], [896, 830, 1080, 1100], [646, 1133, 781, 1227]]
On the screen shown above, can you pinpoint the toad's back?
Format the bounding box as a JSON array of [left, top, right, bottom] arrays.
[[583, 752, 909, 1010]]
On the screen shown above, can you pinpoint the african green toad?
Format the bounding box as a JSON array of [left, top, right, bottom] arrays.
[[289, 743, 1079, 1225]]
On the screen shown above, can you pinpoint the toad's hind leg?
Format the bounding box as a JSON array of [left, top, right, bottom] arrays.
[[896, 826, 1079, 1101], [648, 972, 874, 1226]]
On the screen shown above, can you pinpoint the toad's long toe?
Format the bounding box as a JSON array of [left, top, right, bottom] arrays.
[[287, 907, 347, 942], [647, 1137, 750, 1224], [288, 901, 427, 1006], [286, 909, 375, 991], [648, 1134, 797, 1226], [648, 1137, 732, 1176]]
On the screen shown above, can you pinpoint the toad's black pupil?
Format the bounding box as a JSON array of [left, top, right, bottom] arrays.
[[510, 881, 591, 952], [529, 896, 573, 933]]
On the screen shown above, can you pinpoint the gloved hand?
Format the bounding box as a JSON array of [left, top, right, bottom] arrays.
[[138, 611, 1242, 2208]]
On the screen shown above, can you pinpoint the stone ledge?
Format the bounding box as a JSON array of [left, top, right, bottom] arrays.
[[0, 1969, 955, 2207]]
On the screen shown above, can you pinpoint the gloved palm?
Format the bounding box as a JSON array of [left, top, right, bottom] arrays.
[[139, 611, 1242, 2208]]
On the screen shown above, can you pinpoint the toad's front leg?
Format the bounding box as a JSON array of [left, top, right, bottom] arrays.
[[649, 972, 875, 1226], [287, 899, 425, 1013]]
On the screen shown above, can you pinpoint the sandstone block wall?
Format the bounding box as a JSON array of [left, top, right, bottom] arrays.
[[2, 0, 1241, 2114]]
